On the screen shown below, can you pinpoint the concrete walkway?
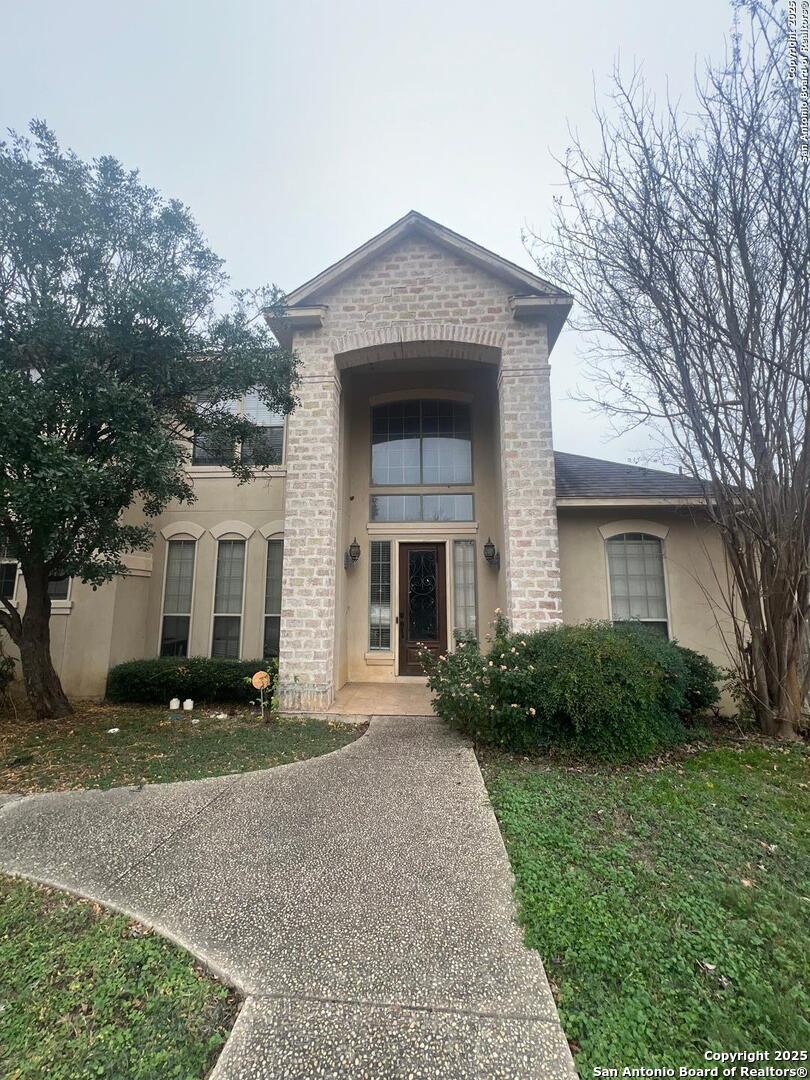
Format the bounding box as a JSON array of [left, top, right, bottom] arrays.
[[0, 716, 576, 1079]]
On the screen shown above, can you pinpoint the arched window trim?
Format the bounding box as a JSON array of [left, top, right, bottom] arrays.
[[160, 520, 205, 541], [599, 519, 669, 541], [210, 520, 255, 540]]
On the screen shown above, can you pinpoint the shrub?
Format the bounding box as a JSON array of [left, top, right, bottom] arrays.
[[106, 656, 277, 704], [674, 644, 722, 717], [423, 619, 720, 760]]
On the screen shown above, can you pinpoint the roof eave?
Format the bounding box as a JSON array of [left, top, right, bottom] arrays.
[[556, 496, 709, 508]]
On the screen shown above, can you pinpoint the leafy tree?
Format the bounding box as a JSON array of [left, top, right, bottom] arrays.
[[0, 122, 297, 719], [531, 3, 808, 738]]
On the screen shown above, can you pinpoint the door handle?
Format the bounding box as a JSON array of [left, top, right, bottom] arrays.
[[399, 612, 404, 639]]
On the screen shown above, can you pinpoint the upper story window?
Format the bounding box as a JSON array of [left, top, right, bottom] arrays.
[[606, 532, 669, 637], [192, 392, 285, 467], [371, 400, 471, 486], [370, 493, 474, 522]]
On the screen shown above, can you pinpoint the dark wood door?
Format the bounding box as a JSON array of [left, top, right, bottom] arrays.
[[398, 543, 447, 676]]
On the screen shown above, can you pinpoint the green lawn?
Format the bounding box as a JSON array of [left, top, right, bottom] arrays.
[[481, 735, 810, 1075], [0, 874, 238, 1080], [0, 702, 363, 793]]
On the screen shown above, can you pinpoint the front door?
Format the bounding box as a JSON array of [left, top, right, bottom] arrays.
[[398, 543, 447, 676]]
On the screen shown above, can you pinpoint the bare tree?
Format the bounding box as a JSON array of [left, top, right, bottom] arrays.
[[530, 2, 808, 739]]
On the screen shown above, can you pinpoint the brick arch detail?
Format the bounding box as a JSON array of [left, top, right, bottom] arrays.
[[332, 322, 506, 363]]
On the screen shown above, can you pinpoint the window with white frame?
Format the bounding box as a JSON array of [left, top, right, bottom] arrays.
[[212, 539, 246, 658], [191, 393, 285, 467], [453, 539, 477, 641], [48, 577, 70, 601], [368, 541, 392, 650], [160, 539, 196, 656], [606, 532, 669, 637], [264, 539, 283, 658], [0, 538, 17, 601]]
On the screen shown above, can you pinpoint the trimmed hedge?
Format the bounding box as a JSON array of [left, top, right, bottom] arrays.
[[422, 619, 720, 760], [106, 656, 277, 704]]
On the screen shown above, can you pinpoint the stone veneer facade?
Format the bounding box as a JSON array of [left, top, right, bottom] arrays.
[[277, 228, 564, 713]]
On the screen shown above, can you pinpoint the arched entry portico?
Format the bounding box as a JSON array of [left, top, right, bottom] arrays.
[[274, 226, 565, 715]]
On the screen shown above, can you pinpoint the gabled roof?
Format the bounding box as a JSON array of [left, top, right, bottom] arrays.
[[283, 211, 572, 347], [554, 451, 708, 502]]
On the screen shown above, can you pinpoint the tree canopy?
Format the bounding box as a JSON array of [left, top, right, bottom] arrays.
[[0, 121, 298, 717], [531, 3, 808, 736]]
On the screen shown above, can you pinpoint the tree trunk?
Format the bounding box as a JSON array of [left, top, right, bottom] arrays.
[[776, 656, 803, 742], [18, 565, 72, 720]]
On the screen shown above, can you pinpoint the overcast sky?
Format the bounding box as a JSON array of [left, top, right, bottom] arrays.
[[3, 0, 735, 463]]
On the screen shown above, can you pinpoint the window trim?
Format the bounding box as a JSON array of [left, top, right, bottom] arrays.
[[263, 536, 284, 660], [210, 536, 248, 659], [603, 529, 671, 639], [159, 536, 197, 657], [369, 397, 474, 488]]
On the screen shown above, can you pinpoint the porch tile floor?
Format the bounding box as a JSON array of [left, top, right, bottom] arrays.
[[326, 680, 434, 717], [0, 716, 575, 1079]]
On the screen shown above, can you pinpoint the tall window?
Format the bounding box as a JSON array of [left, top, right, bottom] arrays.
[[453, 540, 477, 641], [212, 539, 246, 658], [160, 539, 196, 656], [606, 533, 669, 637], [264, 539, 284, 658], [371, 400, 471, 485], [0, 538, 17, 601], [369, 541, 392, 650]]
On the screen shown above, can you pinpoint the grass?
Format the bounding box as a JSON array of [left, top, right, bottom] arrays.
[[0, 873, 238, 1080], [480, 732, 810, 1075], [0, 700, 363, 794]]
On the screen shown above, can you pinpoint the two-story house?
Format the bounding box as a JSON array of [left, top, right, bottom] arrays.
[[1, 212, 729, 710]]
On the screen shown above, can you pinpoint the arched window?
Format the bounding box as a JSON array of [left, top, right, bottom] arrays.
[[371, 399, 471, 485], [606, 532, 669, 637]]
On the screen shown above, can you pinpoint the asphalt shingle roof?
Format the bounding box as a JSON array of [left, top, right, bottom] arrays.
[[554, 451, 707, 500]]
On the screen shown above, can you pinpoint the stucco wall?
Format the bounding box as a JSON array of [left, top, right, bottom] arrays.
[[143, 473, 287, 662], [558, 506, 733, 669]]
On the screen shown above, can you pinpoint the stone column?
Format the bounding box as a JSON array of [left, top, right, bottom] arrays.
[[277, 346, 341, 713], [497, 333, 562, 632]]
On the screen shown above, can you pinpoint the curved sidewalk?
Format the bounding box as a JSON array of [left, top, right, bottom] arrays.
[[0, 715, 576, 1079]]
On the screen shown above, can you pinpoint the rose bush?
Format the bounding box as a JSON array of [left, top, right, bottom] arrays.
[[422, 615, 720, 759]]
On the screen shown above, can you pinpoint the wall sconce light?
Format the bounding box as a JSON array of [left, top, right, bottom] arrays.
[[483, 537, 500, 570], [344, 537, 361, 570]]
